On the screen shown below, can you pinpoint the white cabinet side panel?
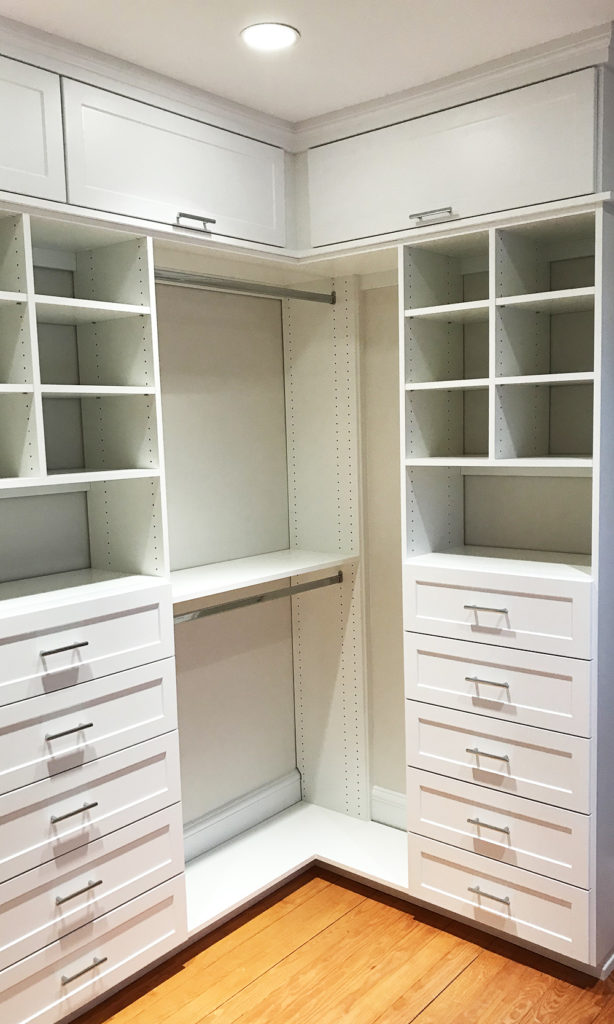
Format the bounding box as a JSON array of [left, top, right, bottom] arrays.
[[283, 280, 368, 817], [0, 56, 66, 201]]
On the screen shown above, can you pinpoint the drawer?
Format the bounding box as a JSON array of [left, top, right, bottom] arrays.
[[407, 768, 590, 888], [408, 834, 590, 962], [0, 659, 177, 795], [0, 580, 174, 707], [0, 732, 181, 883], [404, 633, 591, 736], [0, 804, 184, 971], [407, 703, 590, 812], [402, 559, 592, 658], [0, 875, 186, 1024]]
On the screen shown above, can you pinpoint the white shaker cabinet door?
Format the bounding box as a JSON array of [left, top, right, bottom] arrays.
[[0, 55, 66, 201], [308, 70, 596, 246], [62, 80, 286, 246]]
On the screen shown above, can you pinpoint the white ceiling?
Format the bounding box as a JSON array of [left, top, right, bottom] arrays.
[[1, 0, 614, 123]]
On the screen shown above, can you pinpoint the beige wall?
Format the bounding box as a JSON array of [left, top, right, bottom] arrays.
[[360, 284, 406, 794]]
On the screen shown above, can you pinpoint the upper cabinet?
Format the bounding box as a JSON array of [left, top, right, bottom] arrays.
[[307, 70, 597, 247], [0, 55, 66, 202], [62, 80, 286, 247]]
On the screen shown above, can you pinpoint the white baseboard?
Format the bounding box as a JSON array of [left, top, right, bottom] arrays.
[[184, 769, 302, 863], [371, 786, 406, 831]]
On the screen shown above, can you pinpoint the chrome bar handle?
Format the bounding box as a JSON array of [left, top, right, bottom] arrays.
[[45, 722, 94, 742], [467, 817, 511, 836], [468, 885, 510, 906], [51, 800, 98, 825], [466, 746, 510, 763], [40, 640, 89, 658], [61, 956, 108, 986], [176, 212, 217, 231], [409, 206, 453, 223], [56, 879, 103, 906], [466, 675, 510, 690], [464, 604, 509, 614]]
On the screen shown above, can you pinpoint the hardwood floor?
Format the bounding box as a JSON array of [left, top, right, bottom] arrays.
[[75, 870, 614, 1024]]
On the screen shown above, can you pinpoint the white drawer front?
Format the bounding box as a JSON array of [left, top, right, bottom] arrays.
[[0, 659, 178, 795], [403, 563, 591, 658], [0, 805, 184, 972], [0, 876, 186, 1024], [408, 834, 590, 962], [407, 768, 590, 888], [404, 633, 591, 737], [0, 733, 181, 884], [0, 582, 174, 707], [406, 703, 590, 812]]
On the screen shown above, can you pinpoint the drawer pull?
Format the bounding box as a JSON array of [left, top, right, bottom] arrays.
[[56, 878, 103, 906], [176, 211, 217, 231], [466, 675, 510, 690], [466, 746, 510, 764], [409, 206, 453, 223], [464, 604, 509, 615], [45, 722, 94, 742], [468, 885, 510, 906], [467, 816, 511, 836], [51, 800, 98, 825], [61, 955, 108, 986], [40, 640, 89, 659]]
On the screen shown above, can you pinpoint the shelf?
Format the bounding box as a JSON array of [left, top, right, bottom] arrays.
[[0, 569, 164, 612], [405, 546, 592, 582], [495, 373, 594, 386], [496, 287, 594, 314], [405, 457, 492, 467], [172, 549, 356, 605], [404, 300, 489, 323], [185, 802, 408, 937], [405, 457, 592, 470], [0, 291, 27, 305], [41, 385, 156, 397], [35, 295, 150, 325], [0, 469, 161, 492], [0, 384, 33, 394], [405, 378, 489, 392]]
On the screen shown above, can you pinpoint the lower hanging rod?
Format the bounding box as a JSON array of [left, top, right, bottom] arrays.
[[155, 268, 336, 305], [174, 571, 343, 624]]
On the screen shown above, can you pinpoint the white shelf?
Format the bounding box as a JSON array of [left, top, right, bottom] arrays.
[[496, 287, 595, 313], [405, 457, 492, 467], [0, 569, 164, 612], [404, 299, 489, 322], [406, 546, 592, 581], [41, 385, 156, 397], [185, 802, 408, 937], [496, 373, 595, 386], [0, 468, 161, 491], [0, 291, 27, 305], [0, 384, 33, 394], [35, 295, 150, 324], [405, 378, 489, 391], [406, 457, 592, 470], [172, 549, 356, 605]]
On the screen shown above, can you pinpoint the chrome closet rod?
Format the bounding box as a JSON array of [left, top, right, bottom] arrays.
[[155, 268, 336, 305], [174, 571, 343, 624]]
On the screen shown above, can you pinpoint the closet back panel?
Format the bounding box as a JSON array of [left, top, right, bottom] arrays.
[[156, 285, 289, 569], [0, 492, 90, 583]]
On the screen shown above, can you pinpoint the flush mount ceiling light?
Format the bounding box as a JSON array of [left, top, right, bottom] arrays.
[[240, 22, 300, 52]]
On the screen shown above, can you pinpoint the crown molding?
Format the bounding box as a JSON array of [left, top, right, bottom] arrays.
[[292, 22, 614, 150]]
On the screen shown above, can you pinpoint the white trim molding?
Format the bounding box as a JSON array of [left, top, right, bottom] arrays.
[[371, 785, 407, 830], [183, 769, 302, 863]]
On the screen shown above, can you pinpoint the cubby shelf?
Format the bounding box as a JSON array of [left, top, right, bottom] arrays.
[[405, 378, 489, 391], [405, 456, 592, 470], [404, 300, 489, 322], [171, 549, 356, 606], [0, 468, 162, 490], [0, 384, 33, 394], [41, 385, 156, 397], [34, 296, 151, 324], [496, 287, 595, 313], [0, 291, 27, 305], [496, 372, 595, 386]]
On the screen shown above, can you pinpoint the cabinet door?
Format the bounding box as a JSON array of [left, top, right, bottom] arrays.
[[0, 55, 66, 201], [62, 80, 285, 246], [308, 70, 596, 246]]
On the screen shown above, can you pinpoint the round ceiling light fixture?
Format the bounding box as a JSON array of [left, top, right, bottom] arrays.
[[240, 22, 300, 52]]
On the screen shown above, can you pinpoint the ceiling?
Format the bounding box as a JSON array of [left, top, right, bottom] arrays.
[[1, 0, 614, 123]]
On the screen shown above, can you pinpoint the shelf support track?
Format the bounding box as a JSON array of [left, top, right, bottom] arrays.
[[155, 269, 336, 305], [174, 571, 344, 624]]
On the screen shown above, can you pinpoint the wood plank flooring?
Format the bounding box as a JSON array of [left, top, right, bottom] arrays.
[[75, 870, 614, 1024]]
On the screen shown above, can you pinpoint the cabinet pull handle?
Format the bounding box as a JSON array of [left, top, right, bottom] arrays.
[[40, 641, 89, 658], [467, 816, 511, 835], [466, 746, 510, 764], [56, 878, 103, 906], [468, 885, 510, 906], [464, 604, 509, 615], [61, 956, 108, 986], [466, 675, 510, 690], [45, 722, 94, 742], [51, 800, 98, 825], [409, 206, 453, 222], [176, 212, 217, 231]]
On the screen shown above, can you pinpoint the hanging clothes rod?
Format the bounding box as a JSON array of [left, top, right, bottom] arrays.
[[174, 570, 343, 624], [155, 268, 336, 305]]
